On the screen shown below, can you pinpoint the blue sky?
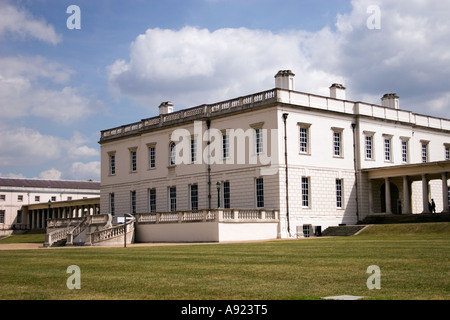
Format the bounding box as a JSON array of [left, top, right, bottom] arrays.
[[1, 0, 449, 181]]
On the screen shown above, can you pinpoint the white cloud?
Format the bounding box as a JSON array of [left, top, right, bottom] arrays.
[[69, 161, 100, 181], [0, 2, 61, 44], [0, 125, 99, 176], [108, 0, 450, 119], [0, 126, 62, 166], [108, 26, 343, 110], [39, 168, 62, 180], [0, 56, 97, 123]]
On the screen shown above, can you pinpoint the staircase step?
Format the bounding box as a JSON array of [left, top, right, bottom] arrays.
[[322, 225, 367, 237]]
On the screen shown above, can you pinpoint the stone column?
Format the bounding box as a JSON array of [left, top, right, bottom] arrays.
[[403, 176, 411, 214], [422, 174, 430, 213], [368, 179, 374, 214], [442, 172, 449, 213], [31, 210, 35, 229], [385, 178, 392, 214]]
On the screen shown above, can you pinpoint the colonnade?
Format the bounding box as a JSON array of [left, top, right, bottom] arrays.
[[25, 198, 100, 229], [367, 169, 449, 215]]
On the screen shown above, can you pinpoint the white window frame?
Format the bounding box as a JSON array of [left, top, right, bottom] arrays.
[[336, 179, 343, 209], [169, 186, 176, 211], [364, 132, 374, 160], [256, 178, 264, 208], [298, 122, 311, 155], [301, 177, 310, 208]]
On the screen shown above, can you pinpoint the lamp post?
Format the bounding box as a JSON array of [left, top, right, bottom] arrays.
[[216, 181, 221, 208], [47, 199, 51, 229], [282, 113, 290, 236]]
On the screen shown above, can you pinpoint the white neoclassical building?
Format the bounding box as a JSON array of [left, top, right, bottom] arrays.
[[0, 178, 100, 231], [99, 70, 450, 242]]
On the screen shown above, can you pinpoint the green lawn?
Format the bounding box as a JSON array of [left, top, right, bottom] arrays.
[[0, 222, 449, 300]]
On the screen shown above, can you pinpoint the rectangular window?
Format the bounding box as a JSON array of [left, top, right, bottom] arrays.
[[299, 127, 308, 153], [190, 184, 198, 210], [17, 210, 22, 224], [149, 146, 156, 169], [130, 150, 137, 172], [384, 138, 391, 161], [51, 196, 56, 202], [223, 181, 230, 209], [445, 145, 450, 161], [0, 210, 4, 224], [365, 135, 373, 159], [301, 177, 310, 208], [67, 196, 72, 201], [169, 187, 176, 211], [422, 143, 428, 163], [109, 154, 116, 175], [0, 195, 5, 201], [402, 140, 408, 163], [222, 133, 229, 159], [191, 139, 197, 163], [169, 142, 176, 166], [255, 128, 263, 154], [148, 189, 156, 213], [336, 179, 343, 209], [333, 131, 342, 157], [35, 196, 40, 202], [130, 191, 136, 214], [256, 178, 264, 208], [109, 193, 115, 215], [18, 195, 23, 201]]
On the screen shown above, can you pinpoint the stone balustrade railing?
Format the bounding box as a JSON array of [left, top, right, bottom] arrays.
[[101, 87, 450, 143], [100, 89, 277, 141], [135, 208, 279, 224], [88, 215, 135, 245]]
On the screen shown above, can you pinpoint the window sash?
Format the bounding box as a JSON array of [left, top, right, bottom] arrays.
[[256, 178, 264, 207], [334, 132, 341, 156], [131, 151, 137, 172], [255, 128, 263, 154], [365, 136, 372, 159], [149, 147, 155, 168], [169, 187, 176, 211], [384, 138, 391, 161], [299, 127, 308, 153], [336, 179, 343, 209], [223, 181, 230, 209], [190, 185, 198, 210], [402, 141, 408, 163], [301, 177, 309, 208], [148, 189, 156, 212]]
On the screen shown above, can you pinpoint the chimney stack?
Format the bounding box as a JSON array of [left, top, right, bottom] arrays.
[[381, 93, 399, 109], [329, 83, 346, 100], [159, 101, 173, 115], [275, 70, 295, 90]]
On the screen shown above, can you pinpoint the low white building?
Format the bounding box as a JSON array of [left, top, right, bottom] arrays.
[[0, 178, 100, 230], [99, 70, 450, 241]]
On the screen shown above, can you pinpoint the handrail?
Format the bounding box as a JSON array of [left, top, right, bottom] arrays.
[[89, 214, 136, 245], [135, 208, 279, 224]]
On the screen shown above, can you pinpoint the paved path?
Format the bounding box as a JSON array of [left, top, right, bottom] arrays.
[[0, 238, 299, 250]]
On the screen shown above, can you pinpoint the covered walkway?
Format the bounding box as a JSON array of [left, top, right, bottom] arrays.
[[24, 197, 100, 229], [363, 161, 450, 215]]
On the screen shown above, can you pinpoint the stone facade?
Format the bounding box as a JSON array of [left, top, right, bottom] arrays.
[[99, 70, 450, 239]]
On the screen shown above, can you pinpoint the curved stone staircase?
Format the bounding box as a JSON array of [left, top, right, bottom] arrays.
[[44, 214, 135, 247]]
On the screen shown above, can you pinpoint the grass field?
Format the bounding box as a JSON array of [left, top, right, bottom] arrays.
[[0, 222, 449, 300]]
